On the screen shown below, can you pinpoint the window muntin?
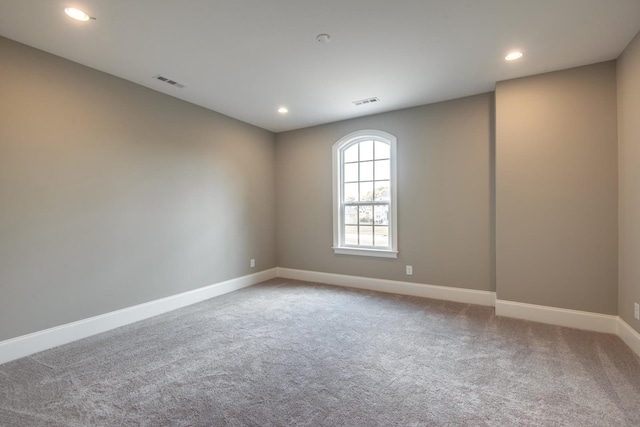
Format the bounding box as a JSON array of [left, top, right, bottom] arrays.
[[333, 130, 397, 258], [342, 140, 390, 247]]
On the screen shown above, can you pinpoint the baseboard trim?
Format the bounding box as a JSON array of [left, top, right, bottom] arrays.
[[495, 299, 618, 334], [276, 267, 496, 307], [3, 267, 639, 365], [618, 318, 640, 359], [0, 268, 277, 365]]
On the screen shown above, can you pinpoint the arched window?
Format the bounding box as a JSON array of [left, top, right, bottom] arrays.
[[332, 130, 398, 258]]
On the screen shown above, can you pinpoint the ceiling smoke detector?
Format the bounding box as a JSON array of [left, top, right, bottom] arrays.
[[316, 34, 331, 43]]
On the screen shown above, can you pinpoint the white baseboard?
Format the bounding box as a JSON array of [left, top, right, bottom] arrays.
[[276, 267, 496, 307], [0, 268, 277, 365], [618, 318, 640, 359], [3, 267, 639, 366], [495, 299, 618, 334]]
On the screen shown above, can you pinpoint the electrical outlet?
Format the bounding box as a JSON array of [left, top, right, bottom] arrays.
[[406, 265, 413, 276], [634, 303, 639, 320], [250, 259, 255, 268]]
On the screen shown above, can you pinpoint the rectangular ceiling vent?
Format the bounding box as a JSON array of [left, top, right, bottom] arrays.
[[353, 97, 380, 106], [154, 75, 186, 89]]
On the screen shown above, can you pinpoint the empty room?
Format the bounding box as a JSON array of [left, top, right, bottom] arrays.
[[1, 0, 640, 425]]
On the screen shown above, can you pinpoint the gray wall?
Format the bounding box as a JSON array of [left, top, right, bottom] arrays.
[[618, 31, 640, 333], [0, 37, 276, 341], [495, 62, 618, 314], [276, 94, 494, 292], [2, 31, 635, 344]]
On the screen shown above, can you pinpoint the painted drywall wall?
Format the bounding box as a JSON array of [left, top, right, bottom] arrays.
[[618, 31, 640, 333], [0, 37, 276, 341], [276, 94, 493, 292], [496, 62, 618, 314]]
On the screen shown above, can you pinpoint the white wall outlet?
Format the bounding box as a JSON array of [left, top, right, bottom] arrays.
[[406, 265, 413, 276], [250, 259, 255, 268], [634, 302, 639, 320]]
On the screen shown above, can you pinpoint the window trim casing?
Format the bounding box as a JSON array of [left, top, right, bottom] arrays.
[[332, 130, 398, 258]]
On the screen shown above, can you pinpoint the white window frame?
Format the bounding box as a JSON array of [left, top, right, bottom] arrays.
[[332, 130, 398, 258]]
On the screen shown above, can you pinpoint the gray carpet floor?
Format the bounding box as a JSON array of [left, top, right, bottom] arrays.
[[1, 278, 639, 426]]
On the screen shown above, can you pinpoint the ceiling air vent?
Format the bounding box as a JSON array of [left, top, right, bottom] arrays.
[[154, 75, 186, 89], [353, 97, 380, 106]]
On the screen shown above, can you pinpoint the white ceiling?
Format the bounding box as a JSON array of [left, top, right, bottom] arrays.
[[1, 1, 640, 133]]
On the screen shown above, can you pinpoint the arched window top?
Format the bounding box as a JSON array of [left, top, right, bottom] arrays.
[[332, 130, 398, 258], [335, 129, 396, 149]]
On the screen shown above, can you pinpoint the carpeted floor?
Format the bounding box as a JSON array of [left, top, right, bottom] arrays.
[[1, 278, 639, 426]]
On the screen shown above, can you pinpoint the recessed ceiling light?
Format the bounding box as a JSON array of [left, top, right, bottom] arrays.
[[64, 8, 91, 22], [505, 51, 524, 61], [278, 107, 288, 114]]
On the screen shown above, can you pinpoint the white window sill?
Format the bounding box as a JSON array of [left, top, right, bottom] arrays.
[[332, 247, 398, 259]]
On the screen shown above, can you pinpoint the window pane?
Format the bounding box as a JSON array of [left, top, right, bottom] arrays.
[[374, 159, 390, 180], [374, 205, 389, 225], [360, 140, 373, 161], [344, 144, 358, 163], [374, 181, 390, 201], [360, 161, 373, 181], [359, 226, 373, 246], [335, 131, 396, 254], [345, 206, 358, 224], [375, 140, 390, 159], [360, 181, 374, 201], [374, 226, 389, 247], [344, 183, 358, 202], [345, 226, 358, 245], [344, 163, 358, 182], [359, 205, 373, 225]]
